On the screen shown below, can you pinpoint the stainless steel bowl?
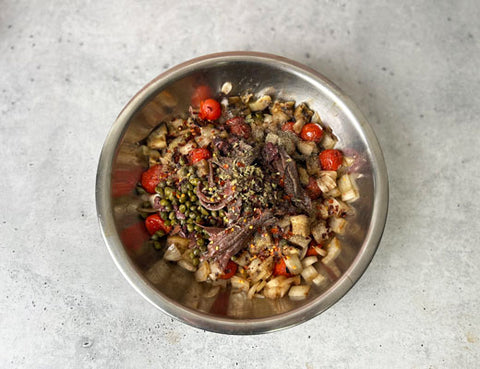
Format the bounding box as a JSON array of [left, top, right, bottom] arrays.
[[96, 52, 388, 334]]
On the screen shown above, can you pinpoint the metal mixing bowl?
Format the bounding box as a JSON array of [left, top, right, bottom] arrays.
[[96, 52, 388, 334]]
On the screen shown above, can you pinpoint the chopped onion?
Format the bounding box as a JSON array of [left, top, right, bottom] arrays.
[[290, 215, 310, 237], [311, 220, 329, 243], [164, 244, 182, 261], [195, 261, 210, 282], [288, 285, 311, 301], [312, 273, 327, 286], [329, 217, 347, 234], [320, 132, 337, 149], [301, 265, 319, 283], [302, 256, 318, 268], [231, 275, 250, 292], [297, 141, 317, 156], [147, 123, 167, 150], [178, 259, 196, 272], [284, 254, 303, 275], [316, 171, 337, 193], [338, 174, 359, 202], [322, 237, 341, 264], [221, 82, 232, 95]]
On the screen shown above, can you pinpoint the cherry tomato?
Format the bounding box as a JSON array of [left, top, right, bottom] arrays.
[[199, 98, 222, 120], [226, 117, 251, 139], [281, 121, 296, 133], [305, 177, 322, 199], [191, 85, 212, 107], [145, 214, 172, 235], [300, 123, 323, 142], [273, 257, 292, 277], [141, 165, 164, 194], [219, 260, 238, 279], [190, 148, 211, 164], [319, 149, 343, 171]]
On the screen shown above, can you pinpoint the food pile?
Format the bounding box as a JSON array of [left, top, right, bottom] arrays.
[[135, 83, 359, 300]]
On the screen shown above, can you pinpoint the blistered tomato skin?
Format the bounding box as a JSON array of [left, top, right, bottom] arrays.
[[218, 260, 238, 279], [145, 214, 172, 235], [300, 123, 323, 142], [305, 177, 322, 199], [141, 165, 163, 193], [319, 149, 343, 171], [281, 121, 296, 133], [199, 99, 222, 121], [226, 117, 251, 139], [190, 148, 212, 164]]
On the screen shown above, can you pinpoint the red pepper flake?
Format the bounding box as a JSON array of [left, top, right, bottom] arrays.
[[236, 162, 245, 168]]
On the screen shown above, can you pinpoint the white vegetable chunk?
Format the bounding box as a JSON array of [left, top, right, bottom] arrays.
[[322, 237, 341, 265], [288, 285, 311, 300], [290, 215, 310, 237]]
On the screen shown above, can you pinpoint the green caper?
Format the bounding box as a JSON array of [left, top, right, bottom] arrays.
[[200, 207, 209, 216], [190, 194, 198, 202], [192, 258, 199, 267], [179, 194, 187, 204], [187, 224, 194, 233], [219, 210, 225, 217], [189, 212, 197, 219], [197, 238, 205, 247], [211, 210, 218, 218], [179, 157, 186, 165], [155, 186, 164, 196], [184, 210, 191, 218], [157, 181, 166, 188], [194, 225, 202, 232], [187, 183, 194, 191], [193, 248, 200, 256], [163, 220, 171, 227], [153, 241, 162, 250], [169, 212, 176, 220], [187, 190, 194, 198], [195, 216, 201, 223], [171, 197, 179, 206], [164, 187, 173, 197], [189, 177, 200, 186], [164, 204, 172, 212], [151, 234, 159, 241], [155, 230, 165, 238], [186, 218, 194, 224], [179, 204, 186, 213], [170, 219, 177, 226], [185, 200, 192, 208], [159, 199, 170, 207], [160, 212, 168, 220]]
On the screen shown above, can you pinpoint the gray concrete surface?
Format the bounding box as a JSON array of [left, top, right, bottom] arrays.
[[1, 0, 479, 368]]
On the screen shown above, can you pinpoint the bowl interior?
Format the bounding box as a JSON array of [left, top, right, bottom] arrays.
[[99, 53, 387, 333]]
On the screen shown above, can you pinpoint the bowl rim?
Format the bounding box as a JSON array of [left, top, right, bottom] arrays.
[[96, 51, 389, 334]]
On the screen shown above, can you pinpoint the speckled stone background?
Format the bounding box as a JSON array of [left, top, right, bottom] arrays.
[[1, 0, 479, 368]]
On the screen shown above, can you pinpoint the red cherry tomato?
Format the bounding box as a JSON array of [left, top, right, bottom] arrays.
[[319, 149, 343, 171], [191, 85, 212, 107], [199, 98, 222, 120], [273, 257, 293, 277], [145, 214, 172, 235], [305, 177, 322, 199], [190, 148, 211, 164], [141, 165, 164, 194], [281, 121, 296, 133], [226, 117, 251, 139], [300, 123, 323, 142], [219, 260, 238, 279]]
